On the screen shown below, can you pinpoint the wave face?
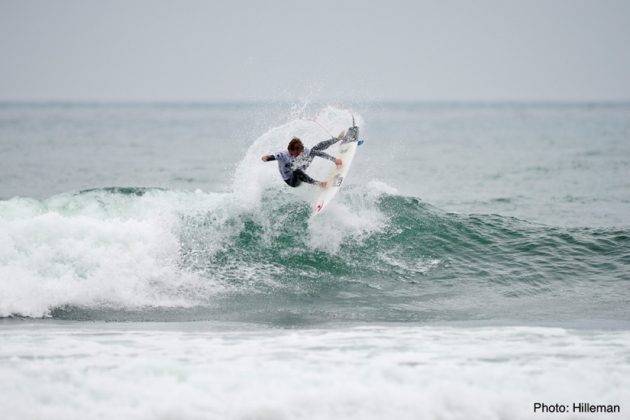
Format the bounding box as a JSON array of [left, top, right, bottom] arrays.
[[2, 184, 628, 323]]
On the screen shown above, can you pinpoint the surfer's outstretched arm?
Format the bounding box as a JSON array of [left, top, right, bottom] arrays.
[[311, 130, 345, 166], [262, 154, 276, 162], [310, 149, 342, 167], [310, 149, 335, 161]]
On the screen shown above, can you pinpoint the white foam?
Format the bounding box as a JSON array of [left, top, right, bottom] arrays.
[[0, 190, 229, 317], [1, 325, 628, 420]]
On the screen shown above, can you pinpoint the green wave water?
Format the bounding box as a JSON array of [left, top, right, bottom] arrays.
[[3, 186, 613, 324]]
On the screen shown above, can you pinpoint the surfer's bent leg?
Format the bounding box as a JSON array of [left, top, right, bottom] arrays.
[[284, 170, 318, 188], [312, 137, 342, 152]]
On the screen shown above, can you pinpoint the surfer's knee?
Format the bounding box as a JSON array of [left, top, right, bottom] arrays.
[[284, 178, 300, 188]]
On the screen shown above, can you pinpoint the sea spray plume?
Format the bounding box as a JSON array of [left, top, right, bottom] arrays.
[[230, 106, 363, 209], [229, 106, 374, 254]]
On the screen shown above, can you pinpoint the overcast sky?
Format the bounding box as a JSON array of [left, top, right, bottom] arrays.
[[1, 0, 629, 102]]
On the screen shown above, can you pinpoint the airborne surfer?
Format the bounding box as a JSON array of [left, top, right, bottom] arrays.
[[261, 131, 345, 188]]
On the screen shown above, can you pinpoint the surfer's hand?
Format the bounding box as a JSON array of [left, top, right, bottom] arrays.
[[335, 158, 342, 167], [337, 130, 346, 139], [262, 155, 270, 162], [319, 181, 327, 188]]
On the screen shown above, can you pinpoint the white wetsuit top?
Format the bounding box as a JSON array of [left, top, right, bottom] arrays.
[[273, 147, 317, 180]]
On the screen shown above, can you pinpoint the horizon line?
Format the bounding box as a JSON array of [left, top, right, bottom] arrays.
[[1, 99, 630, 106]]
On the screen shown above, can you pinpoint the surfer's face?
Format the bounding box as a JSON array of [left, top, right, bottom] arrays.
[[289, 149, 301, 157]]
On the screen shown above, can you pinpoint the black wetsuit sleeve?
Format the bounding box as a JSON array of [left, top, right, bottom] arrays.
[[310, 136, 342, 162], [312, 137, 340, 151], [310, 149, 336, 162]]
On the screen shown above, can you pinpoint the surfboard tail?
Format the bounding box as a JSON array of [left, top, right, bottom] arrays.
[[344, 124, 359, 144]]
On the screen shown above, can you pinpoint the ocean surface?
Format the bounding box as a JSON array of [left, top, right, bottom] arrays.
[[1, 102, 629, 419]]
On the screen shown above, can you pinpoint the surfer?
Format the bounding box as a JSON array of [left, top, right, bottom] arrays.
[[262, 131, 345, 188]]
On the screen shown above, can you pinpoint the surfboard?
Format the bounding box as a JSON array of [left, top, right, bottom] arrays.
[[312, 122, 361, 216]]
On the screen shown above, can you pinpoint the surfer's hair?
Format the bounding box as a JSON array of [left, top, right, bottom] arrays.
[[288, 137, 304, 153]]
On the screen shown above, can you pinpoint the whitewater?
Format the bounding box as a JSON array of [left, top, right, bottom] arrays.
[[1, 102, 629, 419]]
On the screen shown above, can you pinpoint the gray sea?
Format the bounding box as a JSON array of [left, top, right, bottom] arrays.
[[1, 102, 629, 419]]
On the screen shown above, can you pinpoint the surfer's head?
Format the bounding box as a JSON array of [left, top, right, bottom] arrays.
[[288, 137, 304, 157]]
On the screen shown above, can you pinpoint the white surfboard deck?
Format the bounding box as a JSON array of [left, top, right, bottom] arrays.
[[312, 127, 360, 216]]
